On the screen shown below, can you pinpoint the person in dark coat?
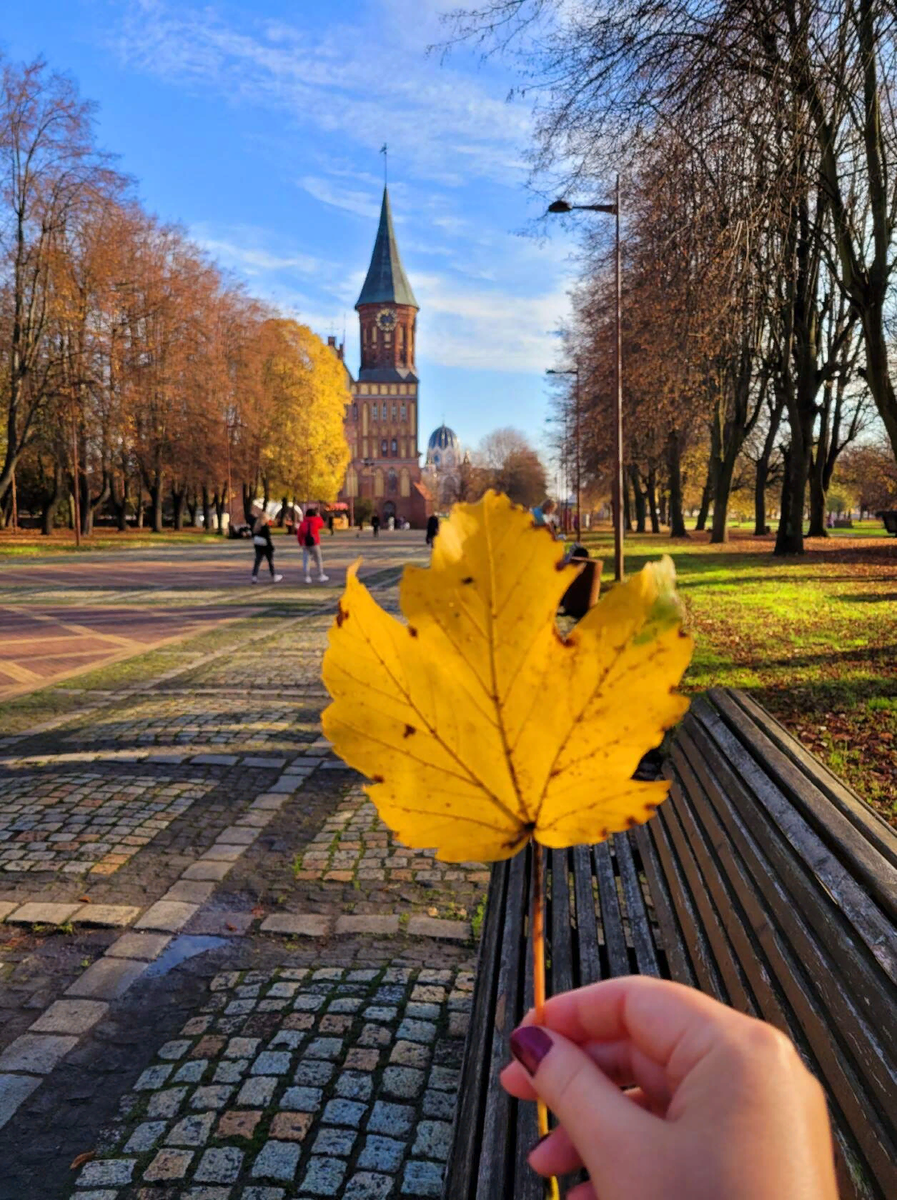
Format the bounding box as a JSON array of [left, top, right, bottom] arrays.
[[426, 514, 439, 547], [250, 514, 282, 584], [371, 513, 381, 538]]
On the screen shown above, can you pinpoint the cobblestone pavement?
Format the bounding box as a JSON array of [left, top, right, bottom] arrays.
[[0, 536, 489, 1198]]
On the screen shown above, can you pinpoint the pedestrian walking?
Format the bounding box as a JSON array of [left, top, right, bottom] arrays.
[[297, 507, 329, 583], [371, 513, 381, 538], [328, 513, 335, 536], [426, 513, 439, 547], [250, 514, 282, 584]]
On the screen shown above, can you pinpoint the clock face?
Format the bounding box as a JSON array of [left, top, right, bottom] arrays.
[[376, 308, 397, 331]]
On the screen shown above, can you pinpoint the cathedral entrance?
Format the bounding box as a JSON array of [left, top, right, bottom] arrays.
[[382, 500, 396, 522]]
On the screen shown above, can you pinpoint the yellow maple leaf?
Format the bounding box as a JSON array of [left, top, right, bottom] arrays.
[[322, 491, 693, 862]]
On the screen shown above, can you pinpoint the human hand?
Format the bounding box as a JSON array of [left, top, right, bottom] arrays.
[[501, 975, 838, 1200]]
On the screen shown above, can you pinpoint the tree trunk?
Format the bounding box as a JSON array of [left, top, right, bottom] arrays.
[[109, 473, 129, 531], [628, 465, 646, 533], [41, 464, 66, 535], [807, 463, 828, 538], [242, 481, 254, 524], [80, 470, 111, 536], [775, 432, 813, 556], [202, 484, 212, 532], [171, 486, 186, 531], [214, 490, 226, 533], [622, 469, 632, 532], [710, 452, 738, 544], [754, 395, 784, 535], [186, 490, 199, 527], [149, 475, 164, 533], [667, 433, 689, 538], [695, 426, 719, 532], [646, 469, 660, 534]]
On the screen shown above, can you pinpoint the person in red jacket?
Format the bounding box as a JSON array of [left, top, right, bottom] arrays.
[[297, 507, 329, 583]]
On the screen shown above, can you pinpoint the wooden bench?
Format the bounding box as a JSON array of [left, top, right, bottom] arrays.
[[445, 687, 897, 1200]]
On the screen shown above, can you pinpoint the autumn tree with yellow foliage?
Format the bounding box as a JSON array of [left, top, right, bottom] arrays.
[[260, 319, 350, 505]]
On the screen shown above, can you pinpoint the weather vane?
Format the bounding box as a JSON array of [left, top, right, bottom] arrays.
[[380, 142, 388, 186]]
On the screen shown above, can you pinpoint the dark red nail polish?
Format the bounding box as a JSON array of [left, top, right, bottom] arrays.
[[510, 1025, 553, 1076]]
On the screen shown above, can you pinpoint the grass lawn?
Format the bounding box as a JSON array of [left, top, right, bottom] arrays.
[[576, 527, 897, 825], [0, 528, 223, 556]]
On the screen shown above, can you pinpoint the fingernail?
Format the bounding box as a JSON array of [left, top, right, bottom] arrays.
[[510, 1025, 553, 1076]]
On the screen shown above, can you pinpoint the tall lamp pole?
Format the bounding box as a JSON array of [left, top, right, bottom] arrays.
[[548, 176, 623, 581], [546, 366, 581, 536]]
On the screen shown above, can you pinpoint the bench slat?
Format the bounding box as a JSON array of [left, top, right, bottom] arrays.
[[677, 725, 897, 1074], [514, 847, 543, 1198], [690, 698, 897, 984], [648, 799, 730, 1001], [444, 851, 509, 1199], [550, 848, 575, 996], [670, 735, 897, 1192], [593, 842, 630, 976], [632, 823, 696, 985], [700, 692, 897, 929], [571, 844, 601, 985], [719, 688, 897, 877], [615, 834, 662, 977], [474, 851, 527, 1198]]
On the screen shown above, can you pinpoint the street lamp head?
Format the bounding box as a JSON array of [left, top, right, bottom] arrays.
[[547, 199, 571, 214]]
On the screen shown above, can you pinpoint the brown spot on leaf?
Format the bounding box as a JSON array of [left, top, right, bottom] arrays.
[[645, 803, 659, 813], [408, 625, 418, 638], [626, 816, 639, 828], [549, 768, 561, 779], [336, 603, 349, 628], [403, 724, 416, 738], [461, 576, 474, 585], [372, 774, 385, 784]]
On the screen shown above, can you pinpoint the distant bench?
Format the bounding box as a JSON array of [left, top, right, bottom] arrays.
[[445, 687, 897, 1200]]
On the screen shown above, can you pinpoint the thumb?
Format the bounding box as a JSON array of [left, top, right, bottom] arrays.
[[510, 1025, 656, 1174]]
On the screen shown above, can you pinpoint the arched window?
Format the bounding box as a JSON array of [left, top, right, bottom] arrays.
[[381, 439, 388, 456], [391, 439, 398, 456], [372, 404, 378, 421], [391, 404, 397, 421], [400, 403, 406, 421], [388, 470, 398, 494]]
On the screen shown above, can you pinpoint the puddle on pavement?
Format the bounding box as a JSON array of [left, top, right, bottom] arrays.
[[144, 934, 227, 978]]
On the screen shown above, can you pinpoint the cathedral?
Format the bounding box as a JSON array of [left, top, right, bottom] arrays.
[[331, 187, 430, 527]]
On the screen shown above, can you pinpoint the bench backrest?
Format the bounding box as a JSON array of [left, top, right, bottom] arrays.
[[444, 688, 897, 1200]]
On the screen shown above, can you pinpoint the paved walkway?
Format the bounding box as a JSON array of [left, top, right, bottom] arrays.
[[0, 534, 485, 1200]]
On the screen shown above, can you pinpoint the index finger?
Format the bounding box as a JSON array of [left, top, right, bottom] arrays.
[[520, 976, 752, 1082]]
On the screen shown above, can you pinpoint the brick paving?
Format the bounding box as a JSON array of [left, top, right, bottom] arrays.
[[0, 535, 487, 1198], [66, 959, 473, 1198]]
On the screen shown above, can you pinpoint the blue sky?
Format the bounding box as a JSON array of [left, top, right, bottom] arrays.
[[3, 0, 578, 455]]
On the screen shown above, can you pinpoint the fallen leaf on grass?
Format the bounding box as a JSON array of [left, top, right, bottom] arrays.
[[69, 1151, 95, 1170], [77, 896, 90, 904]]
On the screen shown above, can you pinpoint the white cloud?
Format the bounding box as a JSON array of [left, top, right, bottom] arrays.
[[110, 0, 532, 187], [299, 177, 381, 221]]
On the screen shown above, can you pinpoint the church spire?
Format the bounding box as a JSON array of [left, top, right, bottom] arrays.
[[356, 187, 418, 310]]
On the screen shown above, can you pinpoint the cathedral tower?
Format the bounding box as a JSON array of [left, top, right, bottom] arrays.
[[337, 187, 428, 527]]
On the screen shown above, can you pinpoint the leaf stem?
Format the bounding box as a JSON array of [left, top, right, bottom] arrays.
[[531, 841, 560, 1200]]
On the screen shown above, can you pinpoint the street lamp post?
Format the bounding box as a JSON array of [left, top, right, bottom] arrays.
[[546, 367, 581, 535], [548, 176, 623, 581]]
